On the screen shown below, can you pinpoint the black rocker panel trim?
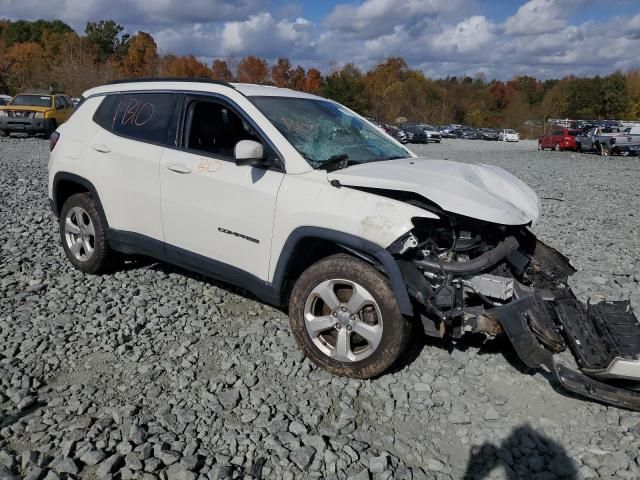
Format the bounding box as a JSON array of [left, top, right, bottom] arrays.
[[106, 229, 280, 305]]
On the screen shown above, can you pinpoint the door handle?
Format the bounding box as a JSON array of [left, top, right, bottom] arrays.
[[166, 163, 191, 174], [92, 144, 111, 153]]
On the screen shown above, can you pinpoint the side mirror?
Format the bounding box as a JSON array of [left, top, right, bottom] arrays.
[[234, 140, 265, 166]]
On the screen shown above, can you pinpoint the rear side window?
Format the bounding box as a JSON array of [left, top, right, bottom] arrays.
[[93, 93, 179, 146], [551, 130, 563, 136]]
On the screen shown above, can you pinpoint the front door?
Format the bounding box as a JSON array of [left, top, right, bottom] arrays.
[[160, 95, 284, 282]]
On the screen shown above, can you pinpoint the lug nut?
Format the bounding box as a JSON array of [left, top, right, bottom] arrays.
[[346, 325, 352, 331], [332, 312, 338, 318], [350, 315, 355, 320], [336, 324, 341, 330], [341, 306, 347, 312]]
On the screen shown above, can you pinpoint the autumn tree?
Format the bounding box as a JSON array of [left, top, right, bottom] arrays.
[[159, 54, 210, 78], [122, 32, 158, 78], [289, 66, 306, 91], [236, 56, 269, 84], [211, 59, 234, 81], [271, 58, 292, 87], [3, 42, 48, 91], [304, 68, 322, 93]]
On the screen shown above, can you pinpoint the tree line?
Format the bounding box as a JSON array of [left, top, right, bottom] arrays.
[[1, 19, 639, 134]]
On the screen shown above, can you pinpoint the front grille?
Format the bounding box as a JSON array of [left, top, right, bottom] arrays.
[[7, 110, 36, 118]]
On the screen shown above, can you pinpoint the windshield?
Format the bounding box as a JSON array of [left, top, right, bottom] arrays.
[[9, 95, 53, 107], [250, 96, 410, 168]]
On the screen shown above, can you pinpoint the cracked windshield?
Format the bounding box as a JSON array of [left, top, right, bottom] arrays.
[[251, 96, 410, 170]]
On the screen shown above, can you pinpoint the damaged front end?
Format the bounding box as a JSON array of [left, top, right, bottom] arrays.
[[390, 214, 640, 410]]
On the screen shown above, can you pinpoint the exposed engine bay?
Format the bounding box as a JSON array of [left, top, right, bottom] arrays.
[[389, 211, 640, 410]]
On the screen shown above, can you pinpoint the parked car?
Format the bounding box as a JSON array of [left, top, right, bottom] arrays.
[[580, 126, 640, 156], [0, 94, 12, 106], [0, 90, 75, 137], [456, 127, 481, 140], [387, 125, 408, 144], [538, 128, 581, 151], [402, 125, 427, 143], [437, 125, 456, 138], [498, 129, 519, 142], [47, 78, 640, 409], [479, 128, 499, 141], [419, 124, 442, 143]]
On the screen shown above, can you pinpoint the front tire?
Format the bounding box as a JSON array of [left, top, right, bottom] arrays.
[[59, 193, 114, 274], [289, 254, 411, 379]]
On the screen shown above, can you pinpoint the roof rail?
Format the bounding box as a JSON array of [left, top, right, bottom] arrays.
[[104, 77, 235, 88], [23, 89, 54, 95]]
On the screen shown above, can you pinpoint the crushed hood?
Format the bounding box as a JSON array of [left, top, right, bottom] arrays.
[[327, 158, 540, 226]]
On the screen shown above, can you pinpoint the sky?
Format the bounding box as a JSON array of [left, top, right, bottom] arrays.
[[3, 0, 640, 80]]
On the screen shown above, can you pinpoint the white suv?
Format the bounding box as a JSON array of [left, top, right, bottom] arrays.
[[48, 79, 640, 407]]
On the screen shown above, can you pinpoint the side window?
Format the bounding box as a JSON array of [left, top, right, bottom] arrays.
[[55, 97, 64, 109], [63, 96, 72, 108], [184, 99, 260, 158], [92, 93, 179, 146]]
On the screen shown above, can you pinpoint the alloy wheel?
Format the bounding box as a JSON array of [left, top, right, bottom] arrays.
[[64, 206, 95, 261], [303, 279, 383, 362]]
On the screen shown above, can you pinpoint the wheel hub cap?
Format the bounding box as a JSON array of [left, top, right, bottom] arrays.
[[64, 206, 95, 262], [303, 279, 383, 363]]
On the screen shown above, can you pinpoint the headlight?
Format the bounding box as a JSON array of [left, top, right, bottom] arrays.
[[34, 112, 44, 119], [0, 111, 7, 117]]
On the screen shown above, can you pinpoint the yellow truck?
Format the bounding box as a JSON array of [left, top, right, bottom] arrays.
[[0, 90, 75, 137]]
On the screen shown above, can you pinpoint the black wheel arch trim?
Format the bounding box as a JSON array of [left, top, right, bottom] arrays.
[[51, 172, 110, 230], [271, 226, 414, 316]]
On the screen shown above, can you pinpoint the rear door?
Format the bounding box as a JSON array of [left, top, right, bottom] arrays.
[[159, 94, 284, 281], [86, 92, 180, 242]]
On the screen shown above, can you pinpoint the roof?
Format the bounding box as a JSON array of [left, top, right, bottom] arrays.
[[83, 79, 324, 101], [231, 83, 322, 100]]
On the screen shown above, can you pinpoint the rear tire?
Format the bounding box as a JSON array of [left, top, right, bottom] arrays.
[[289, 253, 412, 379], [537, 142, 543, 151], [59, 193, 114, 274], [576, 143, 582, 153]]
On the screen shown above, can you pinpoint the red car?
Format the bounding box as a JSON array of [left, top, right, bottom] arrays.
[[538, 128, 581, 151]]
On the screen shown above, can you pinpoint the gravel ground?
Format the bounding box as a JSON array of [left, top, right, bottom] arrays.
[[1, 136, 639, 480]]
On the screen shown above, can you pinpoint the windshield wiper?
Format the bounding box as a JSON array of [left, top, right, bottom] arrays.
[[315, 154, 359, 171]]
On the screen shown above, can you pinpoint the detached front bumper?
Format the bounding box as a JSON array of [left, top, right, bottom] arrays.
[[494, 290, 640, 411], [0, 117, 55, 134]]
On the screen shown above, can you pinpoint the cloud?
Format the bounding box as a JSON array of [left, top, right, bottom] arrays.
[[504, 0, 567, 35], [1, 0, 266, 29], [324, 0, 467, 38], [219, 13, 313, 57], [434, 16, 495, 53], [2, 0, 640, 79]]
